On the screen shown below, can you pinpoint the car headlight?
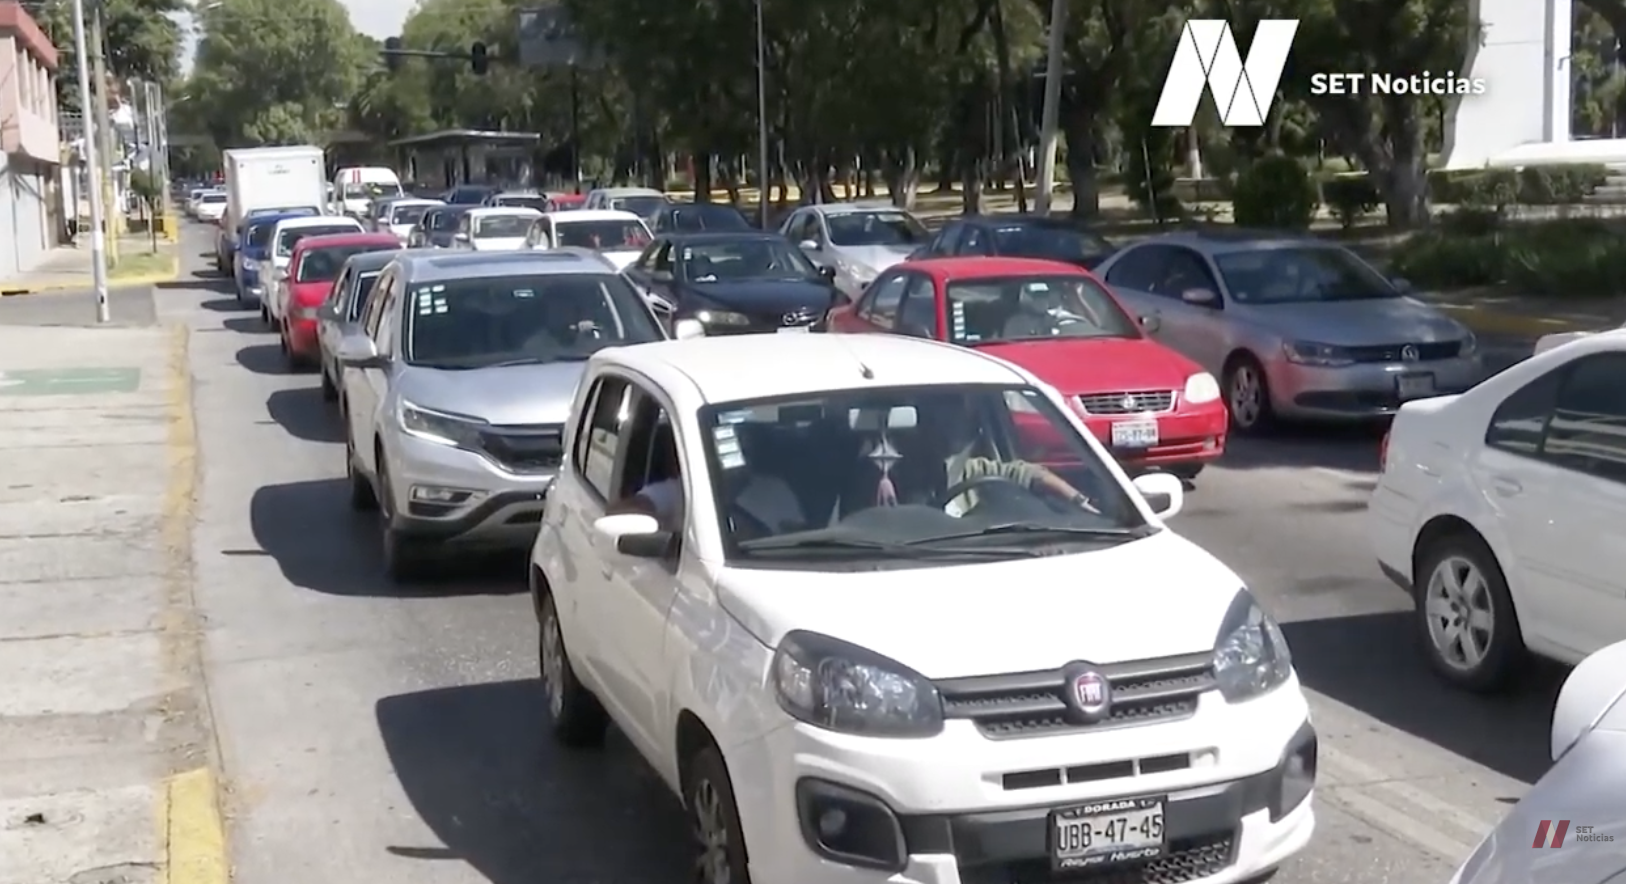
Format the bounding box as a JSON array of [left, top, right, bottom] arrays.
[[1183, 372, 1221, 404], [772, 630, 944, 737], [695, 308, 751, 327], [241, 258, 258, 271], [1458, 332, 1477, 356], [398, 400, 486, 448], [1282, 340, 1355, 367], [1212, 589, 1293, 702]]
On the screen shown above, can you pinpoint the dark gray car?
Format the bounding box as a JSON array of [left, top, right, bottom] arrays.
[[411, 206, 470, 249], [316, 249, 403, 403]]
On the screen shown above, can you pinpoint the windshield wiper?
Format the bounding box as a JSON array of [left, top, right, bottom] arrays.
[[906, 522, 1154, 545], [737, 536, 1041, 558], [482, 355, 589, 368]]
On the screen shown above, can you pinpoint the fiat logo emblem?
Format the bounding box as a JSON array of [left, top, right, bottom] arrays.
[[1062, 662, 1112, 722], [1401, 344, 1419, 362]]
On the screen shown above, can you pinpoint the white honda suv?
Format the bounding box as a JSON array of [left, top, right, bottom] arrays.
[[529, 334, 1316, 884]]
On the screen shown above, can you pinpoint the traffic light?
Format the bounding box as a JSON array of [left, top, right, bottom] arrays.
[[383, 36, 402, 72], [470, 41, 488, 75]]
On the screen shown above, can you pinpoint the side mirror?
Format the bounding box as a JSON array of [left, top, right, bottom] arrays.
[[1390, 276, 1413, 294], [673, 318, 705, 340], [1180, 288, 1218, 306], [1131, 472, 1184, 519], [818, 265, 838, 281], [453, 232, 469, 242], [1551, 639, 1626, 761], [798, 239, 821, 252], [273, 268, 288, 282], [593, 513, 672, 558], [1139, 314, 1161, 333], [335, 335, 384, 368]]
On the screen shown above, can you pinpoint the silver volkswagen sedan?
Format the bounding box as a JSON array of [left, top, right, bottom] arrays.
[[1094, 230, 1481, 432]]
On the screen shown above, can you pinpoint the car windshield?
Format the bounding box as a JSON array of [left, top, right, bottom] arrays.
[[679, 238, 816, 281], [345, 271, 382, 321], [555, 220, 652, 250], [609, 195, 668, 217], [391, 203, 435, 224], [246, 221, 281, 248], [495, 196, 548, 211], [473, 215, 534, 238], [297, 245, 390, 283], [276, 225, 358, 256], [249, 206, 317, 218], [447, 188, 494, 205], [661, 205, 752, 232], [947, 275, 1139, 343], [200, 193, 227, 204], [992, 224, 1113, 265], [343, 181, 401, 199], [701, 384, 1148, 567], [404, 273, 663, 369], [1214, 246, 1398, 303], [427, 210, 464, 231], [825, 211, 927, 247]]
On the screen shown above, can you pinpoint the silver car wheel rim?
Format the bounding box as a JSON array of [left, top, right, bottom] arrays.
[[1229, 366, 1262, 426], [1424, 555, 1494, 671], [691, 778, 732, 884], [542, 607, 565, 719]]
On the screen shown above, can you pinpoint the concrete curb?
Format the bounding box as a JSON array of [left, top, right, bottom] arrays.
[[1431, 303, 1608, 338], [0, 253, 182, 297]]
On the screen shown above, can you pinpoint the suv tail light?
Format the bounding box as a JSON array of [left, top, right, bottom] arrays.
[[1379, 429, 1391, 471]]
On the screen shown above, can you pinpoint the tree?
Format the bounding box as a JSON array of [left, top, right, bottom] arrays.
[[189, 0, 372, 147], [36, 0, 186, 113]]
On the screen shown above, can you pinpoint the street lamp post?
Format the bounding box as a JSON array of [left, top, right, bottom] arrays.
[[754, 0, 769, 228], [1033, 0, 1068, 216], [70, 0, 110, 322]]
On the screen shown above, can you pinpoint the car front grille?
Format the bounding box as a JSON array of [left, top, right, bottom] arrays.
[[935, 653, 1215, 739], [1077, 390, 1177, 415], [965, 832, 1235, 884], [1347, 341, 1462, 362], [476, 423, 564, 473]]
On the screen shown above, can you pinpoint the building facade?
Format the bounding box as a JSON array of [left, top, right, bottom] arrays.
[[0, 1, 58, 277]]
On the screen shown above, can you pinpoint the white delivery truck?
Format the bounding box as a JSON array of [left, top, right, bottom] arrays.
[[218, 145, 327, 272], [331, 166, 404, 217]]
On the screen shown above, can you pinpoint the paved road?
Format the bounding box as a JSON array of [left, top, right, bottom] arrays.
[[160, 227, 1552, 884]]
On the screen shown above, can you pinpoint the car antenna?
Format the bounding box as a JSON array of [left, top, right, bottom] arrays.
[[833, 335, 876, 379]]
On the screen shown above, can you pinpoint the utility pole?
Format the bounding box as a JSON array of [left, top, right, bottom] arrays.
[[70, 0, 109, 322], [754, 0, 769, 227], [88, 3, 119, 262], [1033, 0, 1068, 216], [568, 65, 581, 192]]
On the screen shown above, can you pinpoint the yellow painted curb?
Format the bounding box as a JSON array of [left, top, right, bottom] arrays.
[[161, 768, 229, 884], [0, 253, 181, 296], [1433, 303, 1604, 337]]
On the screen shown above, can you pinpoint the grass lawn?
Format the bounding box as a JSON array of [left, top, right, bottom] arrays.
[[109, 248, 177, 281]]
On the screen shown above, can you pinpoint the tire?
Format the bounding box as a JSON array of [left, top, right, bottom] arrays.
[[538, 591, 608, 747], [1167, 464, 1205, 482], [1413, 531, 1525, 692], [376, 458, 431, 582], [345, 433, 377, 511], [1223, 355, 1276, 434], [260, 303, 270, 325], [320, 366, 338, 402], [685, 747, 752, 884]]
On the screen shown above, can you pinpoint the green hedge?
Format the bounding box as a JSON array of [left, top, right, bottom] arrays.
[[1388, 218, 1626, 298], [1315, 164, 1609, 213]]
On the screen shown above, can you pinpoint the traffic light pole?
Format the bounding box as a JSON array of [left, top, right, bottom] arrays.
[[569, 65, 581, 193]]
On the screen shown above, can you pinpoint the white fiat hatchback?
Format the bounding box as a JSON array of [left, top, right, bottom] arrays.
[[529, 334, 1316, 884]]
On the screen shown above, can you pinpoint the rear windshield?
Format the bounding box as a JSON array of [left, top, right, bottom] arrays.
[[428, 210, 464, 231], [297, 245, 392, 282], [277, 225, 360, 255], [555, 220, 652, 250], [247, 222, 279, 248], [474, 215, 534, 238], [391, 203, 435, 224], [200, 193, 227, 203], [495, 196, 548, 211]]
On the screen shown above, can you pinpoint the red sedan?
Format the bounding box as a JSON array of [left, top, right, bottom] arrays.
[[828, 256, 1228, 478], [278, 232, 400, 371]]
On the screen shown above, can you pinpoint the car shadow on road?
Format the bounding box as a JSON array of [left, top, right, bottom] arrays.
[[247, 478, 528, 596], [266, 388, 344, 444], [1282, 610, 1561, 785], [1218, 423, 1384, 474], [223, 316, 269, 335], [236, 343, 287, 374], [198, 296, 247, 313], [376, 679, 691, 884]]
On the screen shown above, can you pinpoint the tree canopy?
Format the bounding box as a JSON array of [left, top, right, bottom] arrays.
[[36, 0, 186, 114]]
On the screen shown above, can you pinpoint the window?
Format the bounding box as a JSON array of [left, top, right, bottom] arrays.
[[1485, 370, 1562, 456], [991, 224, 1113, 266], [1103, 247, 1160, 291], [825, 211, 927, 247], [895, 275, 938, 337], [859, 274, 908, 328], [784, 212, 815, 244], [297, 246, 391, 283], [1544, 354, 1626, 481], [580, 377, 633, 498], [346, 271, 383, 321], [391, 203, 433, 225], [958, 226, 992, 255], [946, 275, 1139, 343], [677, 239, 816, 282], [648, 242, 674, 274], [277, 225, 360, 256], [427, 210, 462, 232], [660, 205, 751, 233], [1212, 246, 1395, 304], [930, 223, 964, 256], [609, 195, 669, 218], [362, 270, 394, 338], [553, 219, 652, 250], [474, 214, 535, 238], [328, 269, 351, 310], [495, 196, 548, 211]]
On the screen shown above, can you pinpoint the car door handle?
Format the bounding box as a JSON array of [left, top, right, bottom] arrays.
[[1490, 475, 1523, 496]]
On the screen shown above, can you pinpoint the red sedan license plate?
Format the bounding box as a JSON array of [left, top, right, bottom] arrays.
[[1049, 796, 1166, 871]]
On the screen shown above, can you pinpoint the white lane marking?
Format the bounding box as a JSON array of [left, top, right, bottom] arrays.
[[1318, 741, 1494, 862]]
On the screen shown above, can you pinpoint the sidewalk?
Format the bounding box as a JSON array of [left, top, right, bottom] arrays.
[[0, 324, 225, 884], [1, 237, 181, 297], [1417, 287, 1626, 338]]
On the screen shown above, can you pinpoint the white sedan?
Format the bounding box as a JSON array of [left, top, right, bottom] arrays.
[[529, 333, 1316, 884], [1446, 639, 1626, 884], [1535, 323, 1624, 355], [1370, 328, 1626, 691], [453, 206, 541, 251]]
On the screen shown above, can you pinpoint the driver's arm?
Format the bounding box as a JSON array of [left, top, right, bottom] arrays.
[[962, 457, 1090, 505]]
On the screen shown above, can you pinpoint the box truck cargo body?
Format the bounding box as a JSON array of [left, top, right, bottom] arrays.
[[223, 146, 326, 233]]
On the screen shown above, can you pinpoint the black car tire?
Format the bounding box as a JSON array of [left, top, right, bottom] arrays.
[[538, 591, 609, 748], [1223, 354, 1277, 434], [320, 366, 338, 401], [685, 747, 752, 884], [376, 458, 431, 582], [346, 434, 378, 511]]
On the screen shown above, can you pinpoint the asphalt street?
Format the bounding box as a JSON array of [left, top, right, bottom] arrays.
[[156, 226, 1551, 884]]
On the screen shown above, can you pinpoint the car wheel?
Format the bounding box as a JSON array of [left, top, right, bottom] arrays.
[[376, 458, 430, 582], [538, 591, 608, 747], [1414, 531, 1525, 692], [346, 434, 377, 511], [320, 365, 338, 401], [686, 747, 752, 884], [1223, 355, 1275, 434], [1167, 464, 1204, 482], [260, 303, 270, 325]]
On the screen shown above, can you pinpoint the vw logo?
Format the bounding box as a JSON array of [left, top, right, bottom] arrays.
[[782, 311, 809, 326], [1061, 662, 1112, 723], [1401, 344, 1420, 362]]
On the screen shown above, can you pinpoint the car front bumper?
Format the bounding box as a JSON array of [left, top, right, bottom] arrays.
[[1082, 405, 1228, 470], [734, 677, 1315, 884], [381, 431, 556, 549], [1269, 355, 1481, 421]]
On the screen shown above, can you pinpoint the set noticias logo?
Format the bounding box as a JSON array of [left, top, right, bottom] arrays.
[[1532, 820, 1615, 847]]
